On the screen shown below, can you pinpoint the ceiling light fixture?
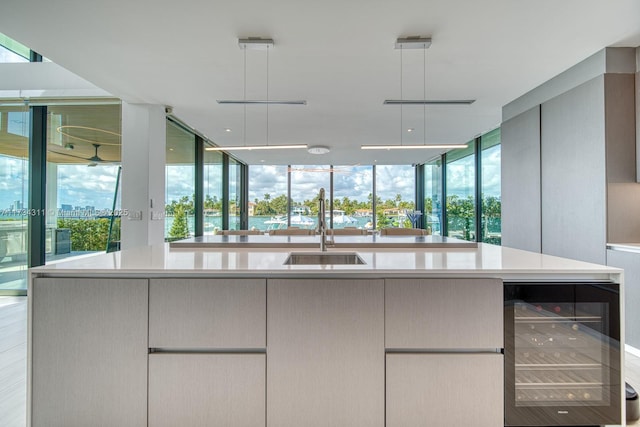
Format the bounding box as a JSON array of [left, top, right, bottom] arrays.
[[208, 37, 308, 152], [362, 36, 469, 151], [308, 145, 330, 155], [217, 100, 307, 105], [216, 38, 307, 106], [206, 144, 308, 151], [361, 144, 468, 150], [384, 37, 475, 106], [383, 99, 475, 105]]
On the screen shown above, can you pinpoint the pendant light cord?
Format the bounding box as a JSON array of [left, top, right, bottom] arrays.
[[266, 45, 269, 146], [423, 44, 426, 146], [400, 45, 403, 146], [243, 46, 247, 147]]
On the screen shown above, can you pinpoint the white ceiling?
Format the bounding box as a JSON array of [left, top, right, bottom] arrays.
[[1, 0, 639, 165]]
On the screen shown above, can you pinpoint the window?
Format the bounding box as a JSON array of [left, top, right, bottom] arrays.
[[0, 105, 29, 292], [45, 103, 122, 262], [331, 165, 373, 230], [203, 150, 223, 234], [165, 120, 195, 241], [446, 142, 476, 241], [481, 129, 501, 244], [375, 165, 415, 229], [424, 159, 442, 235], [289, 165, 330, 230], [248, 165, 288, 231], [0, 32, 29, 63]]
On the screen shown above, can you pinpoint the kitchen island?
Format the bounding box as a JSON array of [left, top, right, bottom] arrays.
[[27, 242, 625, 427]]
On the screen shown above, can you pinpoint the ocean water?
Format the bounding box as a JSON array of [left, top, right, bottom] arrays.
[[166, 215, 373, 234]]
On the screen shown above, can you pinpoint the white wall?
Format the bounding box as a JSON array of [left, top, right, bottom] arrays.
[[120, 103, 166, 250]]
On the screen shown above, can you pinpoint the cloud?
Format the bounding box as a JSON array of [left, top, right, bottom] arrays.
[[56, 164, 121, 209], [375, 165, 414, 202]]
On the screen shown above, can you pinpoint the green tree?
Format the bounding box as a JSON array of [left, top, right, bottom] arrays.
[[168, 204, 189, 240], [57, 218, 120, 252], [446, 195, 475, 241]]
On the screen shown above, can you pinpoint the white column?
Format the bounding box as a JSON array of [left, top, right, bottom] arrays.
[[121, 103, 166, 250]]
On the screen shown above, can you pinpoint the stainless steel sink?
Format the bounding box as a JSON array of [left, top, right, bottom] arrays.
[[284, 252, 366, 265]]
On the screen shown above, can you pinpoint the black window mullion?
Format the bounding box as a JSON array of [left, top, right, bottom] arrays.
[[329, 165, 334, 229], [194, 135, 204, 237], [415, 164, 425, 229], [28, 105, 47, 267], [475, 137, 482, 242], [372, 164, 377, 231], [441, 153, 448, 237], [30, 51, 43, 62], [240, 163, 249, 229], [286, 165, 291, 228], [222, 154, 229, 230]]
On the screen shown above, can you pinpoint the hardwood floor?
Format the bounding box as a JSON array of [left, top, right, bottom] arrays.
[[626, 349, 640, 426], [0, 297, 26, 427], [0, 296, 639, 426]]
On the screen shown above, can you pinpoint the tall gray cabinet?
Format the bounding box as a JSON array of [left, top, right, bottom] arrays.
[[502, 60, 638, 264]]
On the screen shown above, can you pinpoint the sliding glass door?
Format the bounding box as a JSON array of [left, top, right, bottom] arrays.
[[0, 105, 29, 293]]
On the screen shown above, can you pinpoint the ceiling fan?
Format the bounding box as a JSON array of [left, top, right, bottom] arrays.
[[50, 143, 118, 166]]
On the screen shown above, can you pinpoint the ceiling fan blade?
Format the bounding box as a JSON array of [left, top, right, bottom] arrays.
[[48, 149, 92, 162]]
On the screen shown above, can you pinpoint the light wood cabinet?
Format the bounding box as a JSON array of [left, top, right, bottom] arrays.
[[267, 278, 385, 427], [31, 278, 148, 427], [148, 353, 265, 427], [385, 278, 503, 349], [386, 353, 503, 427], [149, 278, 266, 349]]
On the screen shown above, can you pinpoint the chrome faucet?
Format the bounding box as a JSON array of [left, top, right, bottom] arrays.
[[317, 188, 327, 251]]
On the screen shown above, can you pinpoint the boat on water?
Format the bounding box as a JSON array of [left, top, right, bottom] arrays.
[[327, 209, 358, 225], [264, 213, 316, 230]]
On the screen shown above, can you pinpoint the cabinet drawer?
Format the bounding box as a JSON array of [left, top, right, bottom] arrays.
[[149, 278, 266, 348], [149, 353, 265, 427], [386, 353, 503, 427], [385, 278, 503, 349]]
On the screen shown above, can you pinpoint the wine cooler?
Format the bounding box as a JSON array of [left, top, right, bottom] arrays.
[[504, 282, 621, 426]]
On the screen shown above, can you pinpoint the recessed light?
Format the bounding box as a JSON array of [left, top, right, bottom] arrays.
[[225, 128, 232, 132], [407, 128, 414, 132]]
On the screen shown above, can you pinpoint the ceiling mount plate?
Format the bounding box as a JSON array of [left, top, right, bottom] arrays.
[[395, 37, 432, 49], [238, 37, 274, 50]]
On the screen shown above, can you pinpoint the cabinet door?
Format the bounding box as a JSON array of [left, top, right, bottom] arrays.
[[149, 353, 265, 427], [387, 353, 503, 427], [267, 279, 384, 427], [385, 278, 503, 349], [149, 278, 265, 349], [31, 278, 148, 427]]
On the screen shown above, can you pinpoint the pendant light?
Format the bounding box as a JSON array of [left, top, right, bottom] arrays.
[[361, 37, 468, 151], [207, 38, 307, 151]]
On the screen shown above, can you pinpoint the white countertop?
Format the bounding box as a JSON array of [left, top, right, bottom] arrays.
[[31, 242, 622, 282]]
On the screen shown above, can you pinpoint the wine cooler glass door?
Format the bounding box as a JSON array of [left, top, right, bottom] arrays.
[[504, 283, 621, 426]]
